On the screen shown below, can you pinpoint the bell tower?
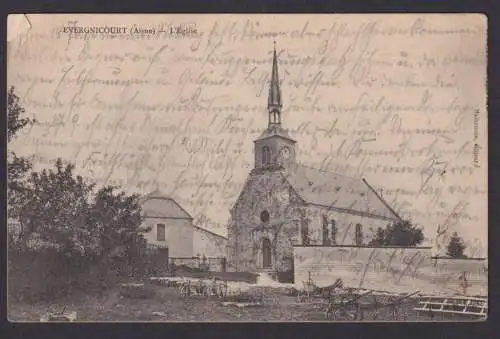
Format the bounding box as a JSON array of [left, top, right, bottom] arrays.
[[253, 42, 296, 171]]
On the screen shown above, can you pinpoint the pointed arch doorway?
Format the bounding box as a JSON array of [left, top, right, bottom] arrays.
[[262, 238, 272, 268]]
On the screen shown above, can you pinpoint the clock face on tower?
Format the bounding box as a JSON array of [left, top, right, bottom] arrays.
[[279, 146, 291, 159]]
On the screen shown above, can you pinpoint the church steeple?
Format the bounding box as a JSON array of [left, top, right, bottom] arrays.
[[253, 41, 296, 172], [268, 41, 282, 129], [254, 42, 296, 172]]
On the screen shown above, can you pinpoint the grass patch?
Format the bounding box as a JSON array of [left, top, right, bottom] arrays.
[[119, 283, 156, 299], [222, 293, 263, 303]]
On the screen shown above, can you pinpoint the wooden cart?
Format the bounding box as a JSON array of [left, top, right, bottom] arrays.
[[297, 274, 344, 303], [324, 290, 421, 321], [179, 278, 228, 298]]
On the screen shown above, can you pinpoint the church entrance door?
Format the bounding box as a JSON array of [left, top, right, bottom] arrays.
[[262, 238, 272, 268]]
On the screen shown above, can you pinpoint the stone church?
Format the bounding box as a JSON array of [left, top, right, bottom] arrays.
[[226, 44, 403, 274]]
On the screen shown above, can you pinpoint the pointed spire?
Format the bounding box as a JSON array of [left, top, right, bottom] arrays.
[[268, 41, 282, 127]]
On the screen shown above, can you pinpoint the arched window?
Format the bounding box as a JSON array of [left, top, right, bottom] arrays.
[[260, 210, 270, 223], [262, 146, 271, 166], [355, 223, 363, 246], [330, 220, 337, 245], [322, 215, 330, 245], [322, 216, 337, 245]]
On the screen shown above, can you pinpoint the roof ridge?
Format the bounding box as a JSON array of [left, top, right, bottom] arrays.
[[141, 192, 193, 220], [148, 188, 166, 194], [170, 198, 194, 219], [144, 189, 174, 199], [361, 178, 403, 221]]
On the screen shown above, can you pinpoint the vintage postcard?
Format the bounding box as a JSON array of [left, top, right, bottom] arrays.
[[6, 13, 487, 322]]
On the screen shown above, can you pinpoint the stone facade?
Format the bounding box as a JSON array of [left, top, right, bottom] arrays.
[[227, 170, 302, 272]]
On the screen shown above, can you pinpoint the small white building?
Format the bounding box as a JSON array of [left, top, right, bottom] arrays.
[[140, 190, 227, 259]]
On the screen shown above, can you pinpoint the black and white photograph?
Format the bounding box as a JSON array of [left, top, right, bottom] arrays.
[[6, 13, 487, 322]]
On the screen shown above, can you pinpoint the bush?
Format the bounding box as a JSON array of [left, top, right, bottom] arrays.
[[446, 232, 467, 258], [369, 220, 424, 247]]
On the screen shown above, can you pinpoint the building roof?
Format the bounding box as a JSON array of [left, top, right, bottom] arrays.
[[141, 190, 193, 219], [253, 125, 296, 143], [283, 164, 402, 221]]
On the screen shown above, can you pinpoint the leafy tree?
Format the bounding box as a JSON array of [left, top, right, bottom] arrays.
[[16, 158, 96, 252], [7, 86, 36, 219], [7, 86, 36, 142], [8, 153, 33, 219], [446, 232, 467, 258], [369, 220, 424, 247], [15, 160, 148, 257], [87, 185, 147, 277]]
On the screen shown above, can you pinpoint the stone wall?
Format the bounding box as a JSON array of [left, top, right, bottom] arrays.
[[294, 246, 487, 296]]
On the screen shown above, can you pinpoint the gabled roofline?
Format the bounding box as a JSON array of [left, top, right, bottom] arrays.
[[253, 134, 297, 143], [141, 191, 193, 220], [303, 201, 399, 222], [169, 198, 194, 220], [361, 178, 403, 222], [229, 175, 254, 215]]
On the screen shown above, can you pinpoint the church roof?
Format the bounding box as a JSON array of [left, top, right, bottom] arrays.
[[254, 125, 296, 143], [141, 190, 193, 219], [283, 165, 402, 221]]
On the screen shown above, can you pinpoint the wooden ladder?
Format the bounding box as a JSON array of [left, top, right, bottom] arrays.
[[414, 295, 487, 318]]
